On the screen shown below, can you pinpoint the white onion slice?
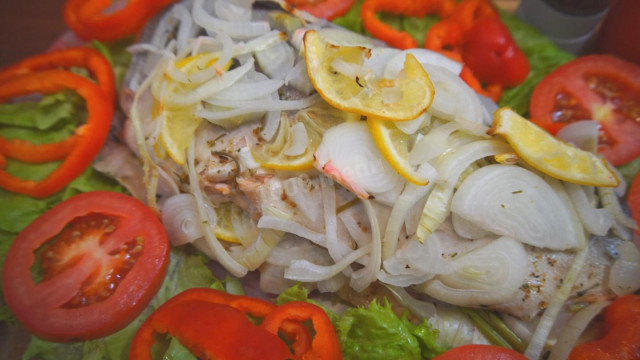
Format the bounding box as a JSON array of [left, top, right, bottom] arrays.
[[255, 39, 295, 80], [451, 212, 491, 239], [350, 200, 382, 291], [211, 78, 284, 101], [384, 48, 463, 78], [395, 112, 430, 135], [257, 215, 325, 246], [200, 93, 319, 120], [451, 164, 582, 250], [556, 120, 599, 153], [423, 64, 488, 136], [410, 121, 459, 165], [419, 237, 528, 306], [230, 229, 283, 270], [162, 57, 255, 106], [564, 182, 614, 236], [382, 163, 437, 260], [161, 193, 204, 246], [314, 121, 404, 200], [548, 301, 611, 360], [285, 244, 371, 282], [285, 60, 315, 95], [192, 0, 270, 39], [317, 27, 378, 48], [283, 122, 309, 156], [417, 140, 512, 240], [608, 241, 640, 296], [214, 0, 252, 21]]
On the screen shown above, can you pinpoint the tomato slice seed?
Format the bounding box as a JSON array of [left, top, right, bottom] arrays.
[[38, 213, 144, 308]]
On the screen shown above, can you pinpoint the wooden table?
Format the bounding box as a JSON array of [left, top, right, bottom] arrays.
[[0, 0, 69, 68]]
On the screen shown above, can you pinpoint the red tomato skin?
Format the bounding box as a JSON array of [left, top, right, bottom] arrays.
[[2, 191, 170, 342], [530, 54, 640, 166], [285, 0, 355, 20], [433, 344, 527, 360], [462, 17, 530, 87]]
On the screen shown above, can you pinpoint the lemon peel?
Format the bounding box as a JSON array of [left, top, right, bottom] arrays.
[[368, 117, 429, 186], [489, 108, 619, 187], [303, 30, 434, 121]]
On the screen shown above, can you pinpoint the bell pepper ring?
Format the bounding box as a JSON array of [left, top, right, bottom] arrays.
[[0, 47, 115, 101], [129, 288, 343, 360], [261, 301, 343, 360], [0, 47, 115, 168], [64, 0, 177, 42], [0, 70, 113, 198], [361, 0, 456, 49]]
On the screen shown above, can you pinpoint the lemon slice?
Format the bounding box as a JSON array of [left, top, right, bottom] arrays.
[[214, 203, 241, 244], [304, 30, 434, 121], [368, 117, 429, 185], [157, 54, 224, 165], [489, 108, 619, 187], [251, 115, 321, 171]]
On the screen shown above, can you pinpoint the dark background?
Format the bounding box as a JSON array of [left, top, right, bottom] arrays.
[[0, 0, 69, 68]]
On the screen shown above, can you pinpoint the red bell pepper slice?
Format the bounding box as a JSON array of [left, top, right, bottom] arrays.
[[64, 0, 177, 42], [130, 288, 329, 360], [261, 301, 343, 360], [569, 295, 640, 360], [361, 0, 456, 50], [0, 70, 113, 198], [0, 47, 115, 167]]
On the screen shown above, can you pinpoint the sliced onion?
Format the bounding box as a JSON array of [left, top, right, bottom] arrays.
[[423, 64, 488, 136], [548, 301, 611, 360], [314, 121, 404, 200], [564, 182, 614, 236], [598, 186, 639, 230], [214, 0, 252, 21], [192, 0, 270, 39], [382, 284, 437, 320], [382, 163, 437, 260], [161, 193, 203, 246], [261, 109, 281, 141], [416, 140, 512, 240], [451, 164, 582, 250], [200, 93, 320, 121], [431, 305, 491, 348], [230, 229, 283, 270], [384, 48, 463, 78], [418, 236, 529, 306], [350, 200, 382, 292], [321, 176, 353, 262], [172, 4, 198, 53], [283, 122, 309, 156], [451, 212, 491, 239], [257, 215, 325, 246], [255, 38, 295, 80], [410, 121, 459, 165], [211, 78, 284, 101], [284, 244, 371, 282], [285, 59, 315, 95], [162, 57, 255, 106], [266, 234, 333, 267], [608, 241, 640, 296], [282, 176, 323, 222], [317, 27, 378, 48], [556, 120, 599, 152]]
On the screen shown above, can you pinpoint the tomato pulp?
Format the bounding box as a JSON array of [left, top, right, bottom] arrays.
[[2, 191, 170, 342], [529, 55, 640, 166]]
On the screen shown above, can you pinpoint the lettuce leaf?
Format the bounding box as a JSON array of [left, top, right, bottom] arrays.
[[337, 299, 446, 360]]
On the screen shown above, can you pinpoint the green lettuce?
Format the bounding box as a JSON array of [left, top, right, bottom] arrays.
[[277, 285, 446, 360], [338, 299, 446, 360]]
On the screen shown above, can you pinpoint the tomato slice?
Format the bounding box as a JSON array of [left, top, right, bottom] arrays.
[[285, 0, 355, 20], [2, 191, 169, 342], [432, 344, 527, 360], [529, 55, 640, 166]]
